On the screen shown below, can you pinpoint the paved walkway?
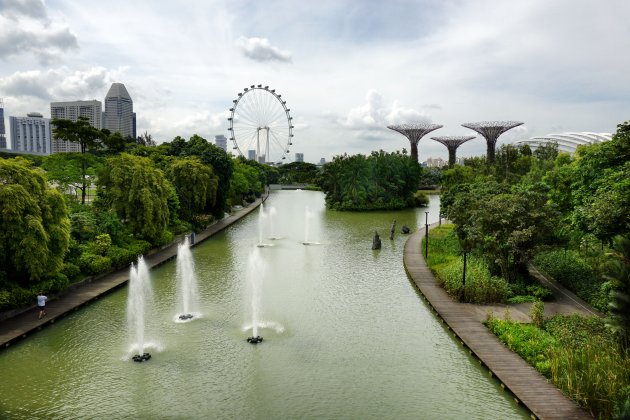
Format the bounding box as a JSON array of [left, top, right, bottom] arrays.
[[403, 223, 592, 420], [0, 195, 267, 350]]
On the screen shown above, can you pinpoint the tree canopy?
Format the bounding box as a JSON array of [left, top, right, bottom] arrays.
[[0, 158, 70, 285], [97, 153, 172, 244]]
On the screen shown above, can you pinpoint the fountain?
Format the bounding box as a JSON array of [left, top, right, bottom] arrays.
[[246, 248, 264, 344], [257, 203, 273, 247], [267, 206, 280, 240], [127, 256, 153, 362], [302, 206, 319, 245], [176, 236, 200, 322]]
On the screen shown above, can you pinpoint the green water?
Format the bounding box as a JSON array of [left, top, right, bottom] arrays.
[[0, 191, 528, 419]]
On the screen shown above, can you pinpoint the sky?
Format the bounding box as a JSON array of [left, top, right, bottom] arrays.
[[1, 0, 629, 163]]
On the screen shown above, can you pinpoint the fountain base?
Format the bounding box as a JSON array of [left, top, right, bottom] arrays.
[[132, 353, 152, 362], [247, 336, 263, 344], [179, 314, 194, 320]]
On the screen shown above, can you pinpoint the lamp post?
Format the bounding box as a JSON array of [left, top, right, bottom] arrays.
[[462, 251, 467, 302], [424, 212, 429, 259]]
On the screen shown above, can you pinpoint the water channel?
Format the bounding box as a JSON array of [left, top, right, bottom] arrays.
[[0, 190, 528, 418]]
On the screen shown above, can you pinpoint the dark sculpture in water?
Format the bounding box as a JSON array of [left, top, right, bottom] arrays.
[[372, 232, 382, 250], [390, 220, 396, 240], [401, 225, 410, 234]]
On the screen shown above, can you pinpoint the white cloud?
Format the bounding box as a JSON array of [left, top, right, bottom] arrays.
[[0, 0, 48, 21], [0, 1, 78, 64], [237, 36, 292, 63], [339, 90, 432, 140]]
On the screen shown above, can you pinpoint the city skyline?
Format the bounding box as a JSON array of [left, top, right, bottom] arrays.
[[1, 0, 629, 163]]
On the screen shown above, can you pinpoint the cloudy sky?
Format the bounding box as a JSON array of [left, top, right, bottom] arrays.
[[1, 0, 629, 163]]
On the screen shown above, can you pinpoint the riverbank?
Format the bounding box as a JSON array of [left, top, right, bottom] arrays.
[[0, 194, 267, 350], [403, 223, 592, 420]]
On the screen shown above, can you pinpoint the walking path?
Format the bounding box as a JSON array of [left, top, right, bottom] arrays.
[[403, 223, 592, 420], [0, 195, 266, 351]]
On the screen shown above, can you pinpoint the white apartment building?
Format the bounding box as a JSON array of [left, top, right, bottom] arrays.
[[9, 113, 52, 155], [50, 100, 102, 153]]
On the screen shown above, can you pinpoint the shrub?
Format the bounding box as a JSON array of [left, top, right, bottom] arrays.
[[485, 317, 556, 377], [413, 190, 429, 207], [438, 256, 509, 303], [530, 301, 545, 327], [128, 239, 152, 257], [507, 295, 539, 304], [533, 249, 607, 312], [548, 341, 630, 418], [107, 246, 136, 268], [61, 262, 81, 281], [78, 253, 112, 275], [93, 233, 112, 255]]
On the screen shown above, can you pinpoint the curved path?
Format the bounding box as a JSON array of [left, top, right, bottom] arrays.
[[0, 195, 267, 350], [403, 224, 592, 420]]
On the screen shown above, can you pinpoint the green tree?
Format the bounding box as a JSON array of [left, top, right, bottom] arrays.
[[42, 152, 103, 200], [0, 158, 70, 285], [571, 121, 630, 243], [604, 236, 630, 352], [52, 117, 107, 203], [167, 157, 218, 221], [278, 161, 319, 184], [98, 153, 172, 244], [470, 190, 557, 281], [163, 135, 233, 217]]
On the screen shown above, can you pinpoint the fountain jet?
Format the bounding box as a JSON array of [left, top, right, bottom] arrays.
[[127, 256, 153, 362], [176, 236, 200, 321], [246, 248, 265, 344]]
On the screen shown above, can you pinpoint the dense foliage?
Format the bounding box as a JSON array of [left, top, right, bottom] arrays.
[[487, 314, 630, 418], [318, 150, 422, 210], [0, 158, 71, 307], [439, 121, 630, 417], [423, 225, 547, 303]]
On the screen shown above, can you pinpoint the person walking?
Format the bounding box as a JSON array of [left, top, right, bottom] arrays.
[[37, 292, 47, 319]]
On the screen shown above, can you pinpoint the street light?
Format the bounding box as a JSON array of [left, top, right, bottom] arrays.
[[424, 212, 429, 259]]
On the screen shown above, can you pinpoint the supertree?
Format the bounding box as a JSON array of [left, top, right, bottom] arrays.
[[387, 123, 443, 162], [430, 136, 476, 167], [461, 121, 523, 164]]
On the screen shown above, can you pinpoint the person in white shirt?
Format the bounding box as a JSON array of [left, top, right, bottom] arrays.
[[37, 292, 47, 319]]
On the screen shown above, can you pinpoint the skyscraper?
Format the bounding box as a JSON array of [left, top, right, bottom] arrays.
[[295, 152, 304, 162], [215, 134, 227, 151], [103, 83, 134, 139], [50, 100, 102, 152], [10, 113, 52, 155], [0, 99, 6, 149]]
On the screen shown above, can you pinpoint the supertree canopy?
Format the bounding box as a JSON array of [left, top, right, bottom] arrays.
[[430, 136, 476, 167], [461, 121, 523, 164], [387, 123, 443, 162]]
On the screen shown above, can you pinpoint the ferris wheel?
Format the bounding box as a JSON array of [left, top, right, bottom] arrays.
[[228, 85, 294, 165]]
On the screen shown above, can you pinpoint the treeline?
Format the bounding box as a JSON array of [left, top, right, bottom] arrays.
[[0, 120, 290, 310], [317, 150, 428, 210]]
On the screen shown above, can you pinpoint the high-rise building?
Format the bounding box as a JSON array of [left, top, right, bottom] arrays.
[[10, 112, 52, 155], [318, 158, 326, 165], [0, 99, 6, 149], [295, 152, 304, 162], [248, 149, 256, 160], [103, 83, 134, 139], [50, 100, 102, 152], [215, 134, 227, 151]]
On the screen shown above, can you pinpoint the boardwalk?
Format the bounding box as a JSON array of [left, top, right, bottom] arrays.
[[403, 224, 592, 420], [0, 195, 266, 350]]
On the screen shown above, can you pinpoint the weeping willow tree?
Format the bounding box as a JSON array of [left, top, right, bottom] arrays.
[[166, 157, 218, 222], [0, 158, 70, 286], [97, 153, 173, 244]]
